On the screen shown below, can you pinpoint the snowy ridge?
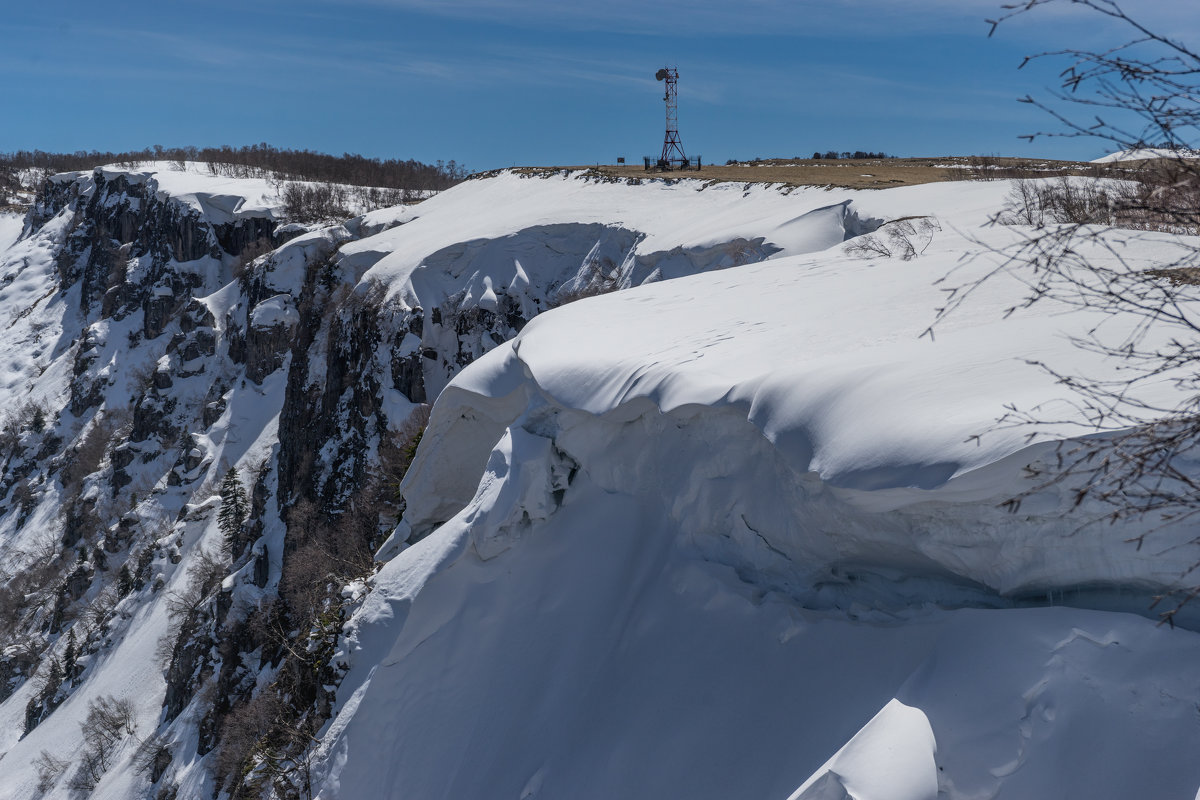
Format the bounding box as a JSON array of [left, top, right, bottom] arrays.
[[352, 170, 888, 285], [396, 204, 1200, 600], [320, 171, 900, 402], [1091, 147, 1200, 163], [48, 162, 284, 226]]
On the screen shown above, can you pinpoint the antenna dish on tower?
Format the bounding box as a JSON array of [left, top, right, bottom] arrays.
[[645, 66, 697, 171]]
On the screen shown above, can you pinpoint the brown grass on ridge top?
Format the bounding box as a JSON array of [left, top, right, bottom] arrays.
[[475, 156, 1143, 190], [1146, 267, 1200, 286]]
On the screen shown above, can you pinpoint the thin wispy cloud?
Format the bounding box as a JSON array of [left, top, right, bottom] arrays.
[[313, 0, 1198, 43], [323, 0, 996, 35]]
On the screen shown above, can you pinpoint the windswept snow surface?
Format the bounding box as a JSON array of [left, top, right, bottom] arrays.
[[52, 161, 284, 224], [1091, 147, 1200, 163], [350, 171, 888, 288], [342, 172, 1003, 398], [314, 174, 1200, 799], [0, 214, 22, 252]]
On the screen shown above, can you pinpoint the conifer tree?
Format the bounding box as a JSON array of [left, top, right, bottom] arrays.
[[218, 468, 249, 556], [63, 630, 79, 683], [117, 564, 134, 598]]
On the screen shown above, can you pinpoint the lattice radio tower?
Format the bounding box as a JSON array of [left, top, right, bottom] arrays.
[[655, 67, 688, 167]]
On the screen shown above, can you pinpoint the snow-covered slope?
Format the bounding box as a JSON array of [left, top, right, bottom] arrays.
[[0, 166, 1198, 800], [1092, 147, 1200, 163], [0, 214, 22, 253], [313, 177, 1200, 800], [398, 221, 1200, 596]]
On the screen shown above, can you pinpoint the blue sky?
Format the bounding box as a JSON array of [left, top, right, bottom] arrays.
[[0, 0, 1191, 170]]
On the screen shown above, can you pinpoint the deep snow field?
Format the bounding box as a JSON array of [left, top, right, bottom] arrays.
[[0, 214, 22, 253], [315, 175, 1200, 800], [0, 163, 1197, 800], [1091, 147, 1200, 163]]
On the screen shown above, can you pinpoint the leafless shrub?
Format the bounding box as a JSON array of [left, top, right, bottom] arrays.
[[156, 548, 228, 668], [281, 501, 373, 624], [68, 750, 106, 794], [967, 155, 1016, 181], [278, 546, 337, 632], [1, 635, 43, 692], [935, 0, 1200, 622], [333, 278, 389, 325], [212, 690, 279, 789], [233, 237, 276, 283], [132, 733, 174, 784], [3, 145, 464, 193], [0, 164, 19, 207], [844, 217, 941, 260], [993, 177, 1158, 229], [214, 687, 320, 800], [84, 694, 135, 745], [15, 400, 49, 434], [34, 749, 69, 793], [965, 154, 1050, 181], [10, 479, 38, 526], [67, 695, 135, 792], [23, 656, 65, 734], [370, 403, 432, 528], [189, 547, 229, 597], [1117, 163, 1200, 234], [60, 413, 123, 493], [338, 184, 408, 212], [843, 232, 896, 259], [282, 183, 350, 224], [163, 548, 227, 622], [965, 154, 1116, 182], [0, 411, 22, 457], [394, 403, 431, 478], [999, 179, 1049, 227], [0, 533, 63, 644], [80, 584, 121, 640]]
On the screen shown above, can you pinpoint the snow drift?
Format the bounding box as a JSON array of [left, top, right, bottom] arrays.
[[315, 175, 1200, 800], [1091, 147, 1200, 163]]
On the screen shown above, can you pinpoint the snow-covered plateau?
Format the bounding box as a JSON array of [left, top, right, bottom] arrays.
[[1091, 147, 1200, 163], [0, 163, 1197, 800]]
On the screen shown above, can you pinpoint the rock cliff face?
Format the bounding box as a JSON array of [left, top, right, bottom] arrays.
[[0, 165, 312, 800]]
